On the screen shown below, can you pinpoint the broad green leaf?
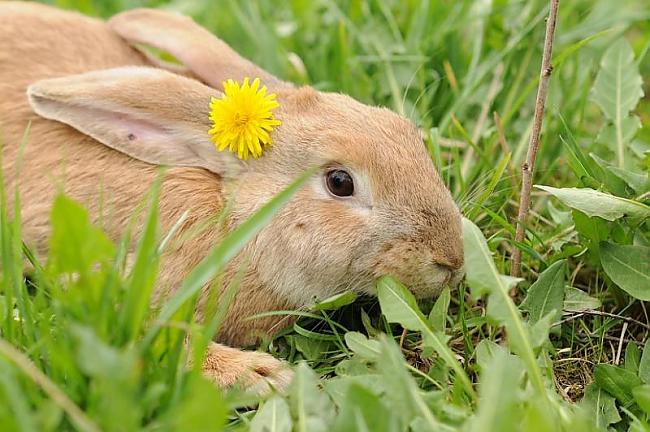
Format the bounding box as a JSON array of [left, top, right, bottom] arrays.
[[344, 332, 380, 360], [375, 336, 440, 430], [334, 359, 372, 377], [594, 364, 643, 406], [625, 343, 641, 374], [536, 186, 650, 221], [376, 276, 474, 398], [72, 326, 136, 381], [332, 383, 398, 432], [597, 116, 642, 148], [528, 312, 555, 350], [632, 385, 650, 415], [600, 242, 650, 300], [588, 153, 629, 196], [48, 195, 114, 274], [520, 260, 566, 324], [462, 218, 546, 399], [168, 376, 226, 432], [572, 210, 611, 250], [465, 350, 524, 432], [607, 165, 650, 195], [289, 363, 334, 432], [592, 38, 644, 167], [639, 341, 650, 384], [293, 335, 331, 362], [563, 287, 601, 312], [581, 383, 622, 428], [323, 376, 384, 408], [429, 287, 450, 332], [547, 200, 572, 227], [251, 396, 292, 432], [313, 291, 357, 311], [475, 340, 510, 372]]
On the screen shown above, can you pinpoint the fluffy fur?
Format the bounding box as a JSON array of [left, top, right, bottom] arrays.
[[0, 2, 463, 392]]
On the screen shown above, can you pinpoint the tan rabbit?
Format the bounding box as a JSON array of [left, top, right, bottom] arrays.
[[0, 3, 464, 393]]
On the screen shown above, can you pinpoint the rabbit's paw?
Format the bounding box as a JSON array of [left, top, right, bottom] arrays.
[[202, 342, 293, 395]]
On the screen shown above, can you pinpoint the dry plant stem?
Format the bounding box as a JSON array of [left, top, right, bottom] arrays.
[[615, 322, 628, 365], [511, 0, 560, 278], [554, 310, 650, 332]]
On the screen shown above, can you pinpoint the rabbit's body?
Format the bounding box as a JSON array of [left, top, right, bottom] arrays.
[[0, 2, 289, 346], [0, 2, 464, 392]]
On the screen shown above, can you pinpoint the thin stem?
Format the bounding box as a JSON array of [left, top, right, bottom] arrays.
[[511, 0, 560, 278]]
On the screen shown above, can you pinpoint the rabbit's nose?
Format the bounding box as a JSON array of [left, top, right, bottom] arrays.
[[435, 263, 465, 287]]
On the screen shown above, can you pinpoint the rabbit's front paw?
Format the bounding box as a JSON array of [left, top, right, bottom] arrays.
[[202, 342, 293, 395]]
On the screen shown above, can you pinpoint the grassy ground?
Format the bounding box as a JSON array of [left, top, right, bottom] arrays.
[[1, 0, 650, 430]]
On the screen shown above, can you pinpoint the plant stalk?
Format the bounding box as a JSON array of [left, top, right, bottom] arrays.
[[512, 0, 560, 278]]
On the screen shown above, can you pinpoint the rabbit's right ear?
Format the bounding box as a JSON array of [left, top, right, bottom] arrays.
[[27, 66, 244, 178], [109, 9, 290, 91]]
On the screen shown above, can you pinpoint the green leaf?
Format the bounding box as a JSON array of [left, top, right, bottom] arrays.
[[475, 340, 510, 372], [520, 260, 566, 324], [581, 383, 622, 428], [607, 165, 650, 195], [588, 153, 629, 196], [563, 287, 601, 312], [428, 287, 450, 332], [625, 343, 641, 374], [323, 376, 384, 408], [572, 210, 611, 250], [168, 375, 226, 432], [462, 218, 547, 400], [313, 290, 357, 311], [632, 385, 650, 415], [375, 336, 441, 430], [591, 38, 644, 168], [597, 116, 642, 146], [600, 242, 650, 300], [344, 332, 380, 360], [293, 335, 331, 362], [466, 349, 524, 432], [536, 186, 650, 221], [639, 341, 650, 384], [289, 363, 334, 432], [376, 276, 475, 398], [594, 364, 643, 406], [48, 195, 114, 274], [332, 383, 398, 432], [251, 396, 292, 432]]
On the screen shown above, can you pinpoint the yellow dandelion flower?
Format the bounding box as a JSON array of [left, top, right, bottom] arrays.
[[208, 77, 281, 160]]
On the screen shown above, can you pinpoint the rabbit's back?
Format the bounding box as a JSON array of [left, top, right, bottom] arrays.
[[0, 3, 220, 254]]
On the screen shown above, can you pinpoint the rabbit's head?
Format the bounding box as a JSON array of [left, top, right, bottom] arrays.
[[234, 89, 464, 303], [27, 9, 463, 307]]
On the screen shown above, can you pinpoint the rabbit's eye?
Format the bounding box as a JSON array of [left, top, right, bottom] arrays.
[[326, 170, 354, 197]]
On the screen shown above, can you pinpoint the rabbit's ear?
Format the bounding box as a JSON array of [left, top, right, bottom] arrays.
[[28, 66, 243, 178], [109, 9, 291, 91]]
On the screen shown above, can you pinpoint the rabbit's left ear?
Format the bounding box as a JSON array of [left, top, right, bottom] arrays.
[[109, 8, 292, 91], [27, 66, 245, 178]]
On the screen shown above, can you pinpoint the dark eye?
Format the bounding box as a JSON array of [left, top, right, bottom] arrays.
[[326, 169, 354, 197]]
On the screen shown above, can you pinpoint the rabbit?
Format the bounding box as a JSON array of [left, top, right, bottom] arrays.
[[0, 2, 464, 393]]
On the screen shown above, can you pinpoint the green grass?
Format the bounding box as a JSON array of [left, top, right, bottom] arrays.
[[2, 0, 650, 430]]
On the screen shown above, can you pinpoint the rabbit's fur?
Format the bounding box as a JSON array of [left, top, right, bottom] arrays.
[[0, 2, 463, 392]]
